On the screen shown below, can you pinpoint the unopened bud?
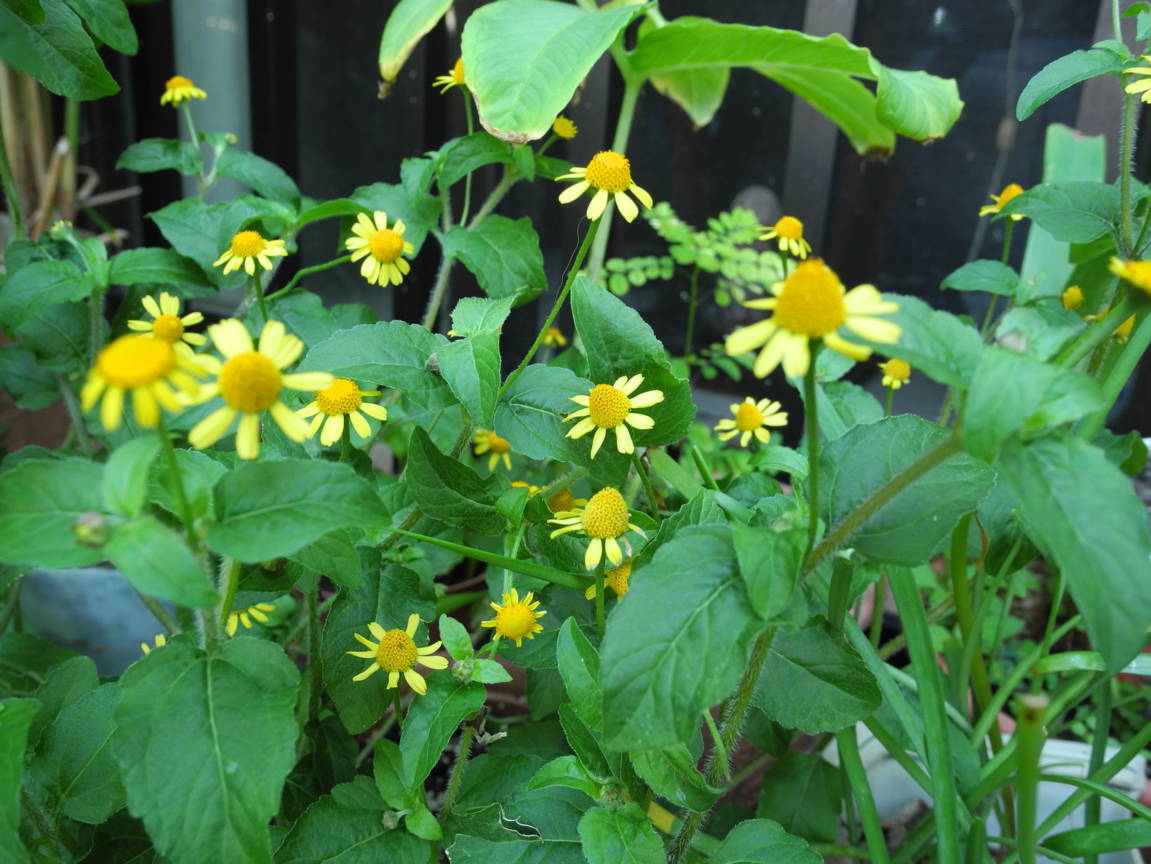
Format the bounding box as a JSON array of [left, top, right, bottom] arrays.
[[73, 511, 107, 547]]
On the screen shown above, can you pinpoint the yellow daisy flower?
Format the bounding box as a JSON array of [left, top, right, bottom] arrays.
[[1109, 257, 1151, 297], [81, 335, 205, 431], [511, 480, 540, 496], [714, 397, 788, 447], [564, 374, 664, 459], [472, 428, 513, 471], [433, 58, 465, 93], [213, 230, 288, 276], [226, 603, 277, 637], [188, 319, 333, 460], [557, 150, 653, 223], [140, 634, 167, 655], [543, 326, 568, 347], [760, 216, 811, 259], [159, 75, 206, 107], [297, 378, 388, 447], [1061, 285, 1084, 311], [549, 487, 645, 570], [584, 560, 631, 600], [127, 292, 207, 349], [345, 211, 414, 287], [481, 588, 547, 647], [724, 258, 900, 380], [547, 488, 584, 514], [1124, 57, 1151, 103], [552, 116, 578, 140], [347, 613, 448, 694], [978, 183, 1026, 221], [880, 358, 911, 390]]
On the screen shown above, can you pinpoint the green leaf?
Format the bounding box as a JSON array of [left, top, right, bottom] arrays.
[[150, 196, 293, 280], [102, 434, 162, 517], [858, 294, 982, 388], [754, 618, 881, 733], [556, 617, 601, 730], [0, 344, 58, 410], [14, 299, 89, 370], [372, 739, 407, 809], [710, 816, 823, 864], [286, 529, 364, 590], [1044, 818, 1151, 856], [868, 61, 964, 141], [602, 525, 763, 751], [107, 246, 212, 288], [148, 448, 226, 522], [0, 259, 92, 330], [995, 304, 1084, 360], [630, 744, 720, 812], [208, 460, 389, 562], [438, 614, 474, 661], [437, 298, 511, 429], [299, 321, 454, 411], [449, 833, 583, 864], [377, 0, 453, 83], [999, 435, 1151, 670], [215, 150, 300, 204], [816, 380, 883, 441], [400, 675, 486, 789], [113, 639, 299, 864], [349, 180, 438, 255], [0, 457, 105, 568], [436, 132, 514, 187], [116, 138, 201, 176], [650, 64, 730, 130], [940, 259, 1019, 297], [556, 703, 612, 781], [294, 198, 361, 230], [577, 804, 664, 864], [444, 216, 546, 306], [449, 296, 514, 337], [819, 416, 996, 565], [527, 755, 601, 799], [1094, 428, 1149, 476], [66, 0, 137, 54], [27, 655, 98, 746], [0, 699, 38, 864], [28, 682, 124, 824], [461, 0, 639, 143], [572, 276, 695, 447], [1016, 44, 1131, 121], [3, 0, 44, 25], [106, 516, 217, 607], [1032, 650, 1151, 676], [403, 427, 503, 533], [321, 565, 436, 735], [999, 181, 1127, 243], [0, 0, 117, 99], [732, 525, 805, 622]]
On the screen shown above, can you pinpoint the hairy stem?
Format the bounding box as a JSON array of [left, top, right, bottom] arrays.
[[803, 349, 821, 554], [266, 254, 351, 301]]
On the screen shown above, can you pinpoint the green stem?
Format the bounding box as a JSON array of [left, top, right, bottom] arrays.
[[0, 577, 22, 635], [1119, 93, 1137, 256], [702, 709, 728, 780], [869, 573, 886, 647], [215, 557, 241, 639], [440, 721, 475, 821], [805, 437, 962, 573], [266, 255, 351, 301], [884, 387, 894, 417], [0, 115, 25, 237], [306, 588, 322, 723], [1113, 0, 1123, 41], [684, 266, 700, 357], [1055, 296, 1135, 368], [536, 467, 587, 504], [393, 686, 404, 731], [980, 221, 1014, 340], [690, 444, 721, 491], [468, 166, 515, 227], [460, 93, 476, 226], [594, 559, 606, 640], [498, 218, 600, 398], [56, 374, 92, 455], [1083, 678, 1112, 864], [803, 349, 821, 554], [587, 75, 642, 281], [88, 287, 104, 366], [1015, 695, 1048, 864], [132, 586, 180, 635], [158, 417, 198, 549], [1133, 198, 1151, 255], [181, 103, 205, 199], [631, 450, 659, 520], [252, 272, 268, 322], [1077, 306, 1151, 440], [339, 422, 351, 463], [837, 728, 893, 864], [421, 182, 455, 331], [979, 295, 1000, 341]]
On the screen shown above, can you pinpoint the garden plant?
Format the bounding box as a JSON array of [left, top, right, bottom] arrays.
[[2, 0, 1151, 863]]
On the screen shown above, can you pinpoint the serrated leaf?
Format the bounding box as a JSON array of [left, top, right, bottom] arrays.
[[940, 259, 1019, 297], [712, 815, 823, 863], [436, 132, 513, 187], [1017, 44, 1131, 121], [444, 215, 546, 306], [215, 150, 300, 204], [106, 516, 217, 607], [856, 293, 982, 388], [102, 434, 162, 517], [403, 427, 503, 533], [556, 618, 601, 730], [0, 458, 105, 568], [116, 138, 201, 175], [0, 0, 117, 99], [400, 676, 485, 789], [0, 259, 92, 330], [577, 804, 664, 864], [107, 247, 212, 288]]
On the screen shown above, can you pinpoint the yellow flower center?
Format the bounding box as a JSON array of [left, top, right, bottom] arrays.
[[486, 432, 511, 453], [375, 628, 417, 672], [494, 602, 538, 641], [997, 183, 1024, 207], [369, 229, 404, 263], [316, 378, 363, 415], [773, 216, 804, 239], [735, 401, 765, 432], [581, 487, 629, 539], [230, 230, 267, 257], [96, 336, 175, 388], [451, 57, 465, 84], [772, 259, 846, 337], [882, 358, 910, 382], [588, 384, 630, 428], [548, 489, 575, 513], [1061, 286, 1084, 311], [218, 351, 282, 412], [152, 313, 185, 343], [166, 75, 193, 91], [585, 151, 633, 193], [605, 561, 631, 596]]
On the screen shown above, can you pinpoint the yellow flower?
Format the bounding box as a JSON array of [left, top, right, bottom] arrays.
[[1116, 315, 1136, 343], [724, 258, 900, 380], [81, 335, 205, 431], [127, 292, 207, 349], [473, 429, 513, 471], [1124, 57, 1151, 103], [543, 326, 568, 347], [880, 358, 911, 390], [297, 378, 388, 446], [345, 211, 414, 287], [481, 588, 547, 647], [226, 603, 277, 637], [213, 230, 288, 276], [511, 480, 540, 496], [760, 216, 811, 259], [549, 487, 645, 570], [433, 58, 465, 93], [714, 397, 788, 447], [979, 183, 1026, 221], [584, 560, 631, 600], [1061, 285, 1084, 311], [547, 488, 584, 513], [564, 374, 664, 458], [1109, 257, 1151, 297], [140, 634, 167, 655], [347, 613, 448, 694], [160, 75, 206, 107], [188, 319, 333, 460], [557, 150, 653, 223], [552, 116, 578, 139]]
